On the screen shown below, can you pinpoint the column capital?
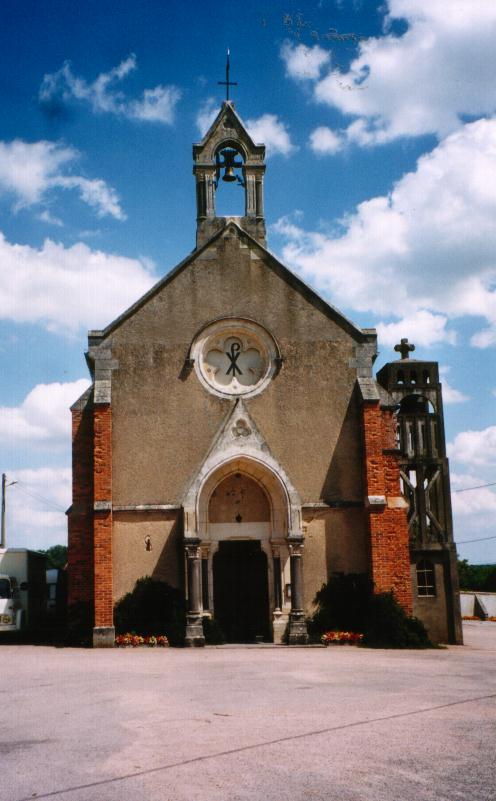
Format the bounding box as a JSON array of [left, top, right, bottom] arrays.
[[184, 538, 201, 559], [287, 536, 304, 556]]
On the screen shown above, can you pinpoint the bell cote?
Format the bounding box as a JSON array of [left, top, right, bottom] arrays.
[[193, 101, 266, 249]]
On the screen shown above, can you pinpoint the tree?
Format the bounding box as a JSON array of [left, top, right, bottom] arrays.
[[457, 559, 496, 591], [40, 545, 68, 570]]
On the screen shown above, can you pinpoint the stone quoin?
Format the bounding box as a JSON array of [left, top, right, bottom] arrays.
[[67, 96, 462, 647]]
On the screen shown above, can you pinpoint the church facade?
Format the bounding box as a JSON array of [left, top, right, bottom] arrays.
[[68, 101, 462, 647]]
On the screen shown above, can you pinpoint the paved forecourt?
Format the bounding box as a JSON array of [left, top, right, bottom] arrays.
[[2, 622, 495, 801]]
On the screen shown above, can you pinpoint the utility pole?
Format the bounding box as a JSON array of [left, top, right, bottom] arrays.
[[1, 473, 17, 550], [1, 473, 6, 550]]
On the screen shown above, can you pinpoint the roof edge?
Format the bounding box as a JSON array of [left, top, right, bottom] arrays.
[[92, 220, 373, 343]]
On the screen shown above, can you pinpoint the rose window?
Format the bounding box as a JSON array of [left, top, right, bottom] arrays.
[[204, 337, 264, 389], [191, 319, 278, 398]]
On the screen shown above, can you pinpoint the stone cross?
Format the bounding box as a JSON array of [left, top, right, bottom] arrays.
[[394, 338, 415, 359]]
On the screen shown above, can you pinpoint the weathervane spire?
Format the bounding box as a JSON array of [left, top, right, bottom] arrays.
[[218, 49, 238, 101]]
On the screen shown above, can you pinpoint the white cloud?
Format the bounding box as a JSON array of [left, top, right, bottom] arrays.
[[128, 85, 181, 123], [38, 210, 63, 227], [309, 126, 344, 155], [54, 175, 125, 220], [448, 426, 496, 467], [0, 379, 90, 446], [281, 42, 331, 81], [196, 98, 219, 137], [5, 467, 71, 549], [246, 114, 296, 157], [40, 55, 181, 125], [196, 102, 296, 158], [0, 140, 74, 206], [274, 118, 496, 346], [438, 366, 469, 404], [0, 139, 125, 220], [305, 0, 496, 146], [377, 311, 456, 349], [450, 472, 496, 519], [0, 232, 156, 335], [471, 328, 496, 349]]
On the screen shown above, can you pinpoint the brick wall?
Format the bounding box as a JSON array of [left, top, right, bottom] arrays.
[[362, 402, 412, 613], [93, 404, 113, 628], [67, 401, 94, 609]]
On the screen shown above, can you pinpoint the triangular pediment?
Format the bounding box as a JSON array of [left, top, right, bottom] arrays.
[[182, 399, 303, 538], [193, 101, 265, 164], [91, 221, 371, 345], [183, 399, 299, 501]]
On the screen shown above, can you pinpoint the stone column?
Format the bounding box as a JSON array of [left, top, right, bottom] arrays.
[[271, 545, 283, 612], [271, 544, 285, 644], [205, 170, 216, 217], [201, 545, 210, 612], [196, 172, 206, 219], [255, 177, 264, 218], [244, 172, 256, 216], [287, 538, 308, 644], [185, 539, 205, 647]]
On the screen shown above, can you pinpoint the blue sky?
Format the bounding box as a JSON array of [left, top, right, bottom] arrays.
[[0, 0, 495, 562]]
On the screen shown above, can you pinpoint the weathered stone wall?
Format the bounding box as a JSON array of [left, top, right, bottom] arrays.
[[73, 225, 381, 626], [108, 229, 364, 509], [411, 560, 449, 643], [112, 511, 182, 601], [209, 474, 270, 523]]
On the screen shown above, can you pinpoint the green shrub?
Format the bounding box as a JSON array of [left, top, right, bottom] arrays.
[[309, 574, 432, 649], [308, 573, 373, 635], [114, 578, 186, 645], [363, 592, 432, 649]]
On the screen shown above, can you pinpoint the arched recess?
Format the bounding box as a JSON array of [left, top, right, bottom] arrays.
[[399, 394, 436, 414], [184, 454, 298, 638], [197, 455, 291, 541]]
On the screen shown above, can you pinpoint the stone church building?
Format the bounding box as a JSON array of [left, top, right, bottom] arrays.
[[68, 101, 462, 647]]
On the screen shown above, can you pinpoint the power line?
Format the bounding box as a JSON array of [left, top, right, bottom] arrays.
[[13, 482, 66, 513], [457, 534, 496, 545], [454, 481, 496, 493]]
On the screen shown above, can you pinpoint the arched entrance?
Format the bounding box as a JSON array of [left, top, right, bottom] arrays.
[[209, 473, 270, 642], [183, 444, 308, 646]]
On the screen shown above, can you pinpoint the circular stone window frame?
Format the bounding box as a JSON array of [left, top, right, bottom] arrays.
[[190, 317, 279, 399]]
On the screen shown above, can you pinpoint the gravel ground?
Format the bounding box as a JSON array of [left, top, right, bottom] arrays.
[[1, 622, 495, 801]]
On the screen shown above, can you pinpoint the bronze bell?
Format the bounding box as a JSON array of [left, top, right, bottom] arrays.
[[220, 148, 239, 182], [222, 163, 237, 182]]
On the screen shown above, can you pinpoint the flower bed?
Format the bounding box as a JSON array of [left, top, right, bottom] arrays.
[[115, 633, 169, 647], [321, 631, 363, 646], [462, 615, 481, 621]]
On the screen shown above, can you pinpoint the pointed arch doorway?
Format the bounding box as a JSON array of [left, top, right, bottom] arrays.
[[183, 450, 308, 645]]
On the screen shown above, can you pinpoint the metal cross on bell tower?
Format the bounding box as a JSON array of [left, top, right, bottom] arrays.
[[218, 49, 238, 101]]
